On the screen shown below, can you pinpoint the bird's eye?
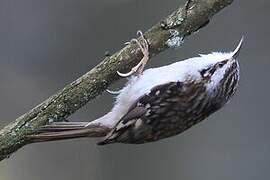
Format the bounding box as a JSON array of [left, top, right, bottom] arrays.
[[217, 60, 227, 68], [218, 63, 224, 68]]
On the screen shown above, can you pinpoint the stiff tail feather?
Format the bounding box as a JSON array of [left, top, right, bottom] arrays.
[[27, 122, 110, 143]]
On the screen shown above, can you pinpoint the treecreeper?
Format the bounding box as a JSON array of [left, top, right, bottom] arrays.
[[29, 31, 243, 145]]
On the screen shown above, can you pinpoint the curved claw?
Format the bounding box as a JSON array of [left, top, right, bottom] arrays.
[[117, 70, 135, 77], [117, 30, 149, 78], [137, 30, 143, 36], [130, 38, 139, 45], [106, 89, 121, 95]]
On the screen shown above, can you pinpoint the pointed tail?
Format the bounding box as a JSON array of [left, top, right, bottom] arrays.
[[27, 122, 111, 143]]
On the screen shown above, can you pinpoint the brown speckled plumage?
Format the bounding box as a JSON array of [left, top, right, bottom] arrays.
[[98, 65, 239, 145]]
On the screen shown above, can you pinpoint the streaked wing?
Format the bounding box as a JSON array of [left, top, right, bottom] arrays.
[[98, 81, 184, 145]]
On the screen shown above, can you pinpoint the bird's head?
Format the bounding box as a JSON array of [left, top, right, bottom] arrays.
[[196, 37, 243, 80], [186, 37, 244, 94]]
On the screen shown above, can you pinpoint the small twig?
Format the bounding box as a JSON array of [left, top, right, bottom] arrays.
[[0, 0, 234, 161]]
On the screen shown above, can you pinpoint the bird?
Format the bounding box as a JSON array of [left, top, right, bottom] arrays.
[[29, 31, 243, 145]]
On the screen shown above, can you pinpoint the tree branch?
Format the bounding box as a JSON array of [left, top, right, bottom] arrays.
[[0, 0, 234, 161]]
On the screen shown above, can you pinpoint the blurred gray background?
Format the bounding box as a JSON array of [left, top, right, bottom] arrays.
[[0, 0, 269, 180]]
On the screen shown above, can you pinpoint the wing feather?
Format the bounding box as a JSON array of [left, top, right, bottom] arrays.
[[98, 81, 182, 145]]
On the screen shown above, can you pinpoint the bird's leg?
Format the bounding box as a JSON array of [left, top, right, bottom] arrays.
[[106, 31, 149, 95], [117, 31, 149, 77]]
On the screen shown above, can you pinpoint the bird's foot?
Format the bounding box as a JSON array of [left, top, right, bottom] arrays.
[[106, 89, 121, 95], [117, 30, 149, 77]]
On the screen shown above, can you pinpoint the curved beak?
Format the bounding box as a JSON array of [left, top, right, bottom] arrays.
[[232, 36, 244, 59]]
